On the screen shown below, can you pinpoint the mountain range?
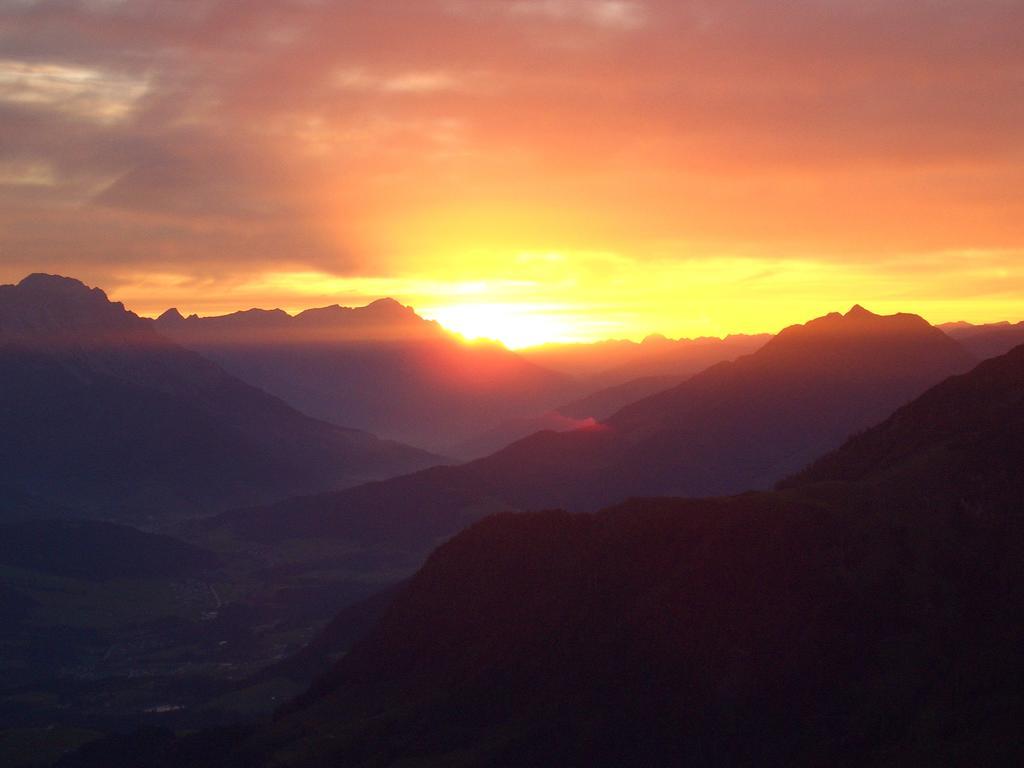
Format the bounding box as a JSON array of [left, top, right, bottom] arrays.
[[0, 274, 439, 520], [155, 301, 577, 454], [520, 332, 772, 386], [938, 319, 1024, 362], [217, 305, 975, 554], [4, 275, 1021, 767], [78, 337, 1024, 767]]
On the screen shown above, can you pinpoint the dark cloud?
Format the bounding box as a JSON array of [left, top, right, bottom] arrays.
[[1, 0, 1022, 300]]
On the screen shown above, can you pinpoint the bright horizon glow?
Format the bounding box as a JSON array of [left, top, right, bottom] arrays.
[[111, 254, 1024, 350], [421, 302, 581, 349], [4, 3, 1022, 346]]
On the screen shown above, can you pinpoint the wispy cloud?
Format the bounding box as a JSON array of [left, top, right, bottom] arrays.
[[505, 0, 647, 29], [0, 58, 149, 123], [0, 0, 1022, 336], [0, 159, 56, 186], [332, 67, 468, 94]]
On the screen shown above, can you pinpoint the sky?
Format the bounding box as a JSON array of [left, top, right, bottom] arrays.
[[1, 0, 1022, 347]]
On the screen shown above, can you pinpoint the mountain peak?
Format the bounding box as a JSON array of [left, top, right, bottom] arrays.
[[13, 273, 125, 314], [294, 299, 416, 325], [754, 306, 972, 374], [236, 307, 291, 322], [293, 304, 348, 322], [845, 304, 875, 319], [364, 297, 412, 316], [1, 273, 140, 337], [18, 272, 97, 296], [798, 306, 934, 334], [157, 307, 184, 322]]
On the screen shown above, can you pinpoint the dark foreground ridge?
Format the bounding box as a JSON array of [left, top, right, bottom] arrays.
[[62, 343, 1024, 766]]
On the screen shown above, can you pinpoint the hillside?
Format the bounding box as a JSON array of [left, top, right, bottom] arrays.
[[216, 306, 975, 552], [79, 340, 1024, 767], [781, 341, 1024, 501], [0, 275, 440, 520], [155, 300, 576, 453], [939, 320, 1024, 362]]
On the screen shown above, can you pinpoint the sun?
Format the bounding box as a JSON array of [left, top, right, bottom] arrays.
[[423, 302, 573, 349]]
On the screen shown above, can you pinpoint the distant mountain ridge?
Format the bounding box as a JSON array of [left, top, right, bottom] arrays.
[[156, 299, 577, 453], [520, 331, 771, 387], [214, 305, 975, 561], [481, 305, 975, 504], [0, 274, 440, 520], [938, 319, 1024, 362], [157, 296, 440, 344]]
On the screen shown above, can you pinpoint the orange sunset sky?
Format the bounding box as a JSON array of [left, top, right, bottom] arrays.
[[1, 1, 1022, 347]]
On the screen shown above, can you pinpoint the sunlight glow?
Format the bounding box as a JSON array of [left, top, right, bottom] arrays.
[[421, 302, 578, 349], [111, 244, 1024, 348]]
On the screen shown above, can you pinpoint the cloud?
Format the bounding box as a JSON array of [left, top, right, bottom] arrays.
[[503, 0, 647, 30], [0, 58, 149, 123], [0, 0, 1022, 336], [331, 67, 468, 95]]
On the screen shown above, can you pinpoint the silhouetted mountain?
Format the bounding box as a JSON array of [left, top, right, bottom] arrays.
[[0, 274, 440, 519], [220, 306, 974, 551], [540, 305, 975, 502], [781, 341, 1024, 503], [155, 300, 575, 452], [521, 332, 770, 387], [938, 319, 1012, 339], [83, 341, 1024, 767], [939, 319, 1024, 362]]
